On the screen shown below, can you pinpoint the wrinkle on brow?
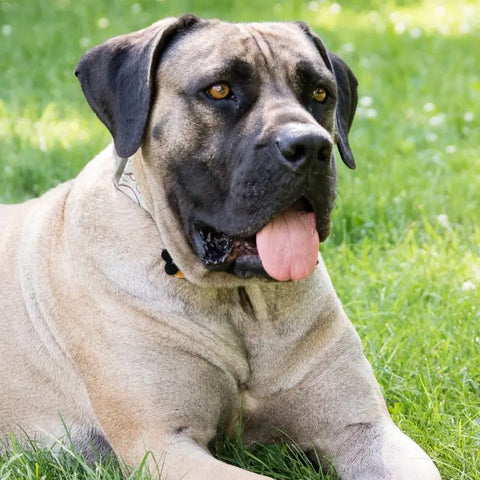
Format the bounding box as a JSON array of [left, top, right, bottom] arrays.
[[242, 26, 277, 74]]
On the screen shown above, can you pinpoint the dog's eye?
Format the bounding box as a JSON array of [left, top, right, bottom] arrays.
[[312, 87, 327, 103], [206, 83, 231, 100]]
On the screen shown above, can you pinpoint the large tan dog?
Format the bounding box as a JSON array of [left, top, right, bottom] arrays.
[[0, 15, 440, 480]]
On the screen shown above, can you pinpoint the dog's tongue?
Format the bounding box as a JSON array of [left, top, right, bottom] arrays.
[[256, 205, 319, 281]]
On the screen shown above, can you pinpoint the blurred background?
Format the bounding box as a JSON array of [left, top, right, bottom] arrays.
[[0, 1, 479, 478]]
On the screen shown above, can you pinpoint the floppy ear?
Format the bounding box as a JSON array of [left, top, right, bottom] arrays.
[[328, 53, 358, 169], [295, 22, 358, 169], [75, 15, 199, 158]]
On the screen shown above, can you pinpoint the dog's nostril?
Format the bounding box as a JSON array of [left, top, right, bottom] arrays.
[[280, 142, 306, 163], [319, 144, 332, 160]]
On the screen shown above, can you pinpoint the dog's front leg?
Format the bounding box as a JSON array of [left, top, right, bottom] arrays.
[[98, 408, 275, 480], [301, 318, 442, 480], [312, 417, 441, 480], [75, 331, 274, 480], [246, 308, 441, 480], [118, 436, 273, 480]]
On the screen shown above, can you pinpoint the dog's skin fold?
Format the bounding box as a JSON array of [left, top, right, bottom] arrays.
[[0, 15, 440, 480]]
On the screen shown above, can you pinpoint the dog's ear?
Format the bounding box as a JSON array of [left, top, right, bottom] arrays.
[[75, 15, 199, 158], [328, 53, 358, 169], [295, 23, 358, 169]]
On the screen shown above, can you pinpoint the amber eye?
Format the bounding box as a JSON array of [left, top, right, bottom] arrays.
[[312, 87, 327, 103], [207, 83, 231, 100]]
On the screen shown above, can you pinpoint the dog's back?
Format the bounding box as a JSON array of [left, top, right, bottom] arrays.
[[0, 183, 98, 450]]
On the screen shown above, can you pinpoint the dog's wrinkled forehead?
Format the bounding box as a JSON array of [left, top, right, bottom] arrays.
[[158, 21, 334, 88]]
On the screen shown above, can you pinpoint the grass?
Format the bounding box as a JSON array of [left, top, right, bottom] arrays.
[[1, 0, 479, 478]]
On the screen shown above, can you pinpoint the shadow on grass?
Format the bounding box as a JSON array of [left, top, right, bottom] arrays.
[[216, 436, 339, 480]]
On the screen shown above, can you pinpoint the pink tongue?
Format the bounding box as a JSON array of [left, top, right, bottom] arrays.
[[256, 206, 319, 282]]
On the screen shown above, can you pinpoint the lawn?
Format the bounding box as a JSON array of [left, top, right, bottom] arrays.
[[1, 0, 479, 478]]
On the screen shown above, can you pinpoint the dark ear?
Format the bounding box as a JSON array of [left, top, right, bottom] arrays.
[[328, 53, 358, 169], [295, 23, 358, 169], [75, 15, 199, 158]]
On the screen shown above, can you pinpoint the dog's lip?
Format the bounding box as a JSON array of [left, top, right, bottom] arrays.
[[191, 196, 313, 276], [191, 224, 259, 271]]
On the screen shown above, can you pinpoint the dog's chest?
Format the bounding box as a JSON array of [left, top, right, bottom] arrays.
[[170, 280, 321, 388]]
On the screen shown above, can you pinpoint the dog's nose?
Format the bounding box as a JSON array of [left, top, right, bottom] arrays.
[[276, 127, 332, 171]]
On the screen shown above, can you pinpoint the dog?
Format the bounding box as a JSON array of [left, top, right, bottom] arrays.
[[0, 15, 441, 479]]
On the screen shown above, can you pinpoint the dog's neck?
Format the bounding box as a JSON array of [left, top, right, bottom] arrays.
[[113, 149, 184, 278]]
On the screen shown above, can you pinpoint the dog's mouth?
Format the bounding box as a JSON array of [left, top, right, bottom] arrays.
[[192, 227, 264, 279], [192, 198, 319, 281]]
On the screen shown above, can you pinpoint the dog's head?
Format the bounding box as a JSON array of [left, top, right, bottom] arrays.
[[76, 16, 357, 283]]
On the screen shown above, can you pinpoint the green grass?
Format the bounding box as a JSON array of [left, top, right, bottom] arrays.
[[1, 0, 479, 478]]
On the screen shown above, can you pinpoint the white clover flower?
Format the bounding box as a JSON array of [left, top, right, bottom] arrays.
[[389, 12, 399, 22], [1, 24, 12, 36], [459, 22, 472, 34], [436, 214, 451, 230], [409, 28, 422, 39], [98, 17, 110, 29], [425, 132, 438, 142], [341, 42, 355, 53], [359, 96, 373, 107], [38, 135, 47, 152], [429, 113, 446, 127], [464, 111, 474, 122], [445, 145, 457, 154], [394, 22, 407, 34], [423, 102, 435, 112], [329, 3, 341, 14], [357, 107, 377, 120], [461, 281, 476, 292], [472, 266, 480, 281]]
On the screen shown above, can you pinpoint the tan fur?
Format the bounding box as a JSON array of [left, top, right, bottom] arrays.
[[0, 18, 440, 480]]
